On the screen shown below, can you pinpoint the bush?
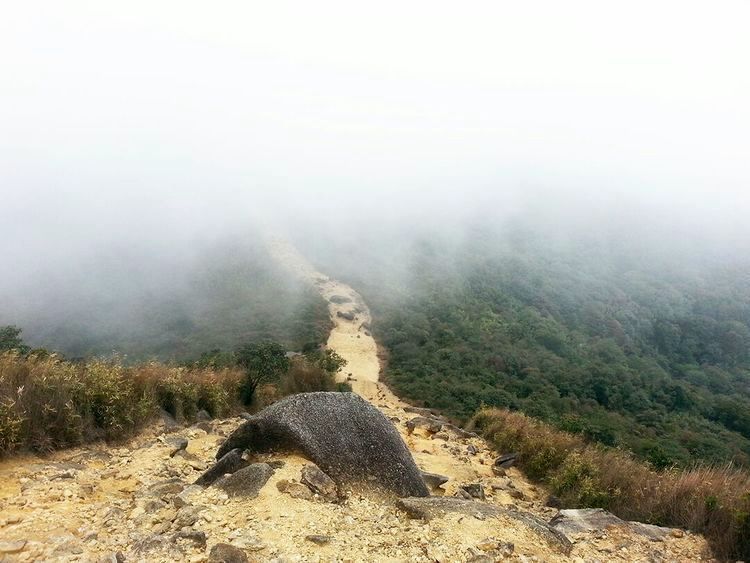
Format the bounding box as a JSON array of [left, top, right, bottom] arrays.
[[471, 407, 750, 560], [0, 352, 243, 455]]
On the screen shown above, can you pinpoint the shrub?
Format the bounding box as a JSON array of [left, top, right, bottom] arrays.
[[0, 352, 243, 455], [470, 407, 750, 560]]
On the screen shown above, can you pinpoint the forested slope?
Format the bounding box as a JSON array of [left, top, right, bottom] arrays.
[[300, 224, 750, 468]]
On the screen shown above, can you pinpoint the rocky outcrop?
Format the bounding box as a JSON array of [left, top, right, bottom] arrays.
[[216, 392, 429, 498], [396, 497, 572, 555], [551, 508, 682, 542]]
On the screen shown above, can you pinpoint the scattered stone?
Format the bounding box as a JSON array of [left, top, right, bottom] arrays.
[[173, 505, 206, 528], [174, 530, 207, 548], [420, 471, 449, 491], [406, 416, 443, 435], [195, 421, 213, 433], [216, 392, 429, 497], [491, 465, 507, 477], [159, 409, 180, 430], [149, 478, 185, 496], [494, 453, 518, 469], [208, 543, 249, 563], [432, 432, 450, 441], [195, 448, 248, 487], [467, 444, 478, 455], [441, 423, 478, 439], [276, 479, 315, 500], [50, 469, 77, 480], [404, 406, 441, 417], [305, 535, 332, 545], [301, 464, 338, 501], [267, 460, 286, 469], [336, 310, 356, 321], [215, 463, 275, 498], [460, 483, 486, 500], [196, 409, 212, 421], [455, 488, 473, 500], [174, 485, 204, 509], [168, 437, 189, 458]]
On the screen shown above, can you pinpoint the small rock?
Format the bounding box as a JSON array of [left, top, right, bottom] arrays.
[[455, 488, 473, 500], [494, 453, 518, 469], [671, 529, 685, 538], [406, 417, 443, 435], [475, 538, 499, 551], [174, 530, 207, 548], [277, 480, 314, 501], [173, 505, 206, 528], [301, 465, 338, 502], [195, 448, 248, 487], [196, 421, 213, 433], [215, 463, 275, 498], [507, 488, 525, 500], [196, 409, 212, 421], [305, 535, 332, 545], [460, 483, 486, 500], [149, 478, 186, 496], [0, 540, 27, 554], [467, 444, 478, 455], [421, 471, 449, 491], [168, 437, 189, 458], [492, 465, 507, 477], [208, 543, 249, 563]]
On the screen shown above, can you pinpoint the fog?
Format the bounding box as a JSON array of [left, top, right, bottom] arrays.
[[1, 1, 749, 355]]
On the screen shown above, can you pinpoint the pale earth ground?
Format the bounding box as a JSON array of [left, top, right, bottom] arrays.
[[0, 240, 711, 562]]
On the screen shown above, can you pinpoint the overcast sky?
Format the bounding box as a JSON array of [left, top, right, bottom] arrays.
[[1, 0, 749, 261]]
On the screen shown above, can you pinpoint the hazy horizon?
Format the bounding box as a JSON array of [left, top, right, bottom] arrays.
[[2, 1, 749, 352]]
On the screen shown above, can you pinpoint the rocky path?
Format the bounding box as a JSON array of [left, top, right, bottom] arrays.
[[0, 242, 712, 562]]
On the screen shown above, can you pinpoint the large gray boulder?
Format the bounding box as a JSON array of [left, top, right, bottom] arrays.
[[216, 392, 429, 498]]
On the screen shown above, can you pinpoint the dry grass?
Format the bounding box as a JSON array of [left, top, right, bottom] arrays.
[[0, 351, 243, 455], [471, 407, 750, 560]]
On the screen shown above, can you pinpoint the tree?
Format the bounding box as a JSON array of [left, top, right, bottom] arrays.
[[304, 348, 347, 375], [235, 341, 290, 404], [0, 325, 30, 354]]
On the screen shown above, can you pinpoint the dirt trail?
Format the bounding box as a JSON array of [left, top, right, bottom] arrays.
[[0, 241, 712, 562]]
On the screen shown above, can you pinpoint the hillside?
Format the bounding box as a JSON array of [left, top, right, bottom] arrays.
[[297, 225, 750, 469], [0, 241, 710, 562]]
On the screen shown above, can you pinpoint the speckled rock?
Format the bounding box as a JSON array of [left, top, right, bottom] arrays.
[[216, 392, 429, 498]]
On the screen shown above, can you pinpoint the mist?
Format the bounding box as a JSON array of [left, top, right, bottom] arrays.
[[1, 1, 749, 356]]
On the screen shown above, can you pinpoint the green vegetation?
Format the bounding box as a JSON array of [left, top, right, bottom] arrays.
[[0, 350, 243, 454], [472, 407, 750, 560], [304, 226, 750, 468], [0, 336, 347, 456]]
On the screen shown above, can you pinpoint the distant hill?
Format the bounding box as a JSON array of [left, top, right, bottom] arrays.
[[0, 237, 331, 362]]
